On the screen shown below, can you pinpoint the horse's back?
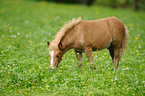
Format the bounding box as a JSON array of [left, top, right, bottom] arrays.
[[75, 17, 125, 50], [103, 17, 126, 46]]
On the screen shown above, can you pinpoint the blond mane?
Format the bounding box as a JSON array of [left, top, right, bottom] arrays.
[[49, 17, 81, 50]]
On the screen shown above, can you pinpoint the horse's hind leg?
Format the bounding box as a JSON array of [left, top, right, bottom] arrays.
[[109, 46, 121, 70], [74, 49, 83, 68], [84, 47, 96, 69], [113, 47, 121, 70]]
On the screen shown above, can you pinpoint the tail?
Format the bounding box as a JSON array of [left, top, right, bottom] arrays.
[[120, 25, 129, 57]]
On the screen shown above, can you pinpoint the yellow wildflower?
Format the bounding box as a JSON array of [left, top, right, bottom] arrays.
[[1, 51, 3, 53], [129, 23, 134, 27], [102, 55, 104, 57], [135, 37, 138, 40], [90, 48, 92, 51], [104, 53, 107, 55], [105, 56, 108, 58], [0, 8, 5, 14], [124, 59, 126, 61], [71, 52, 74, 54], [96, 9, 99, 14], [8, 38, 10, 41], [29, 40, 32, 43], [72, 61, 74, 63], [9, 27, 12, 30], [134, 46, 136, 48], [3, 24, 6, 27], [33, 45, 36, 47], [137, 53, 139, 56], [87, 63, 89, 64], [136, 50, 138, 52], [96, 49, 98, 54]]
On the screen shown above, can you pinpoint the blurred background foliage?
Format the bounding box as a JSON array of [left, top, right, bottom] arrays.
[[34, 0, 145, 11]]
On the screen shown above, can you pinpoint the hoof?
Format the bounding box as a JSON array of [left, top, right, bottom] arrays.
[[90, 65, 96, 70], [49, 68, 55, 72], [78, 64, 83, 69]]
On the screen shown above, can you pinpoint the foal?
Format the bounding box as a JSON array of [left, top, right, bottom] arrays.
[[47, 17, 129, 70]]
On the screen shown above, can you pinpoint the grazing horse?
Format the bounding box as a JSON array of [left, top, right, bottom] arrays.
[[47, 17, 129, 70]]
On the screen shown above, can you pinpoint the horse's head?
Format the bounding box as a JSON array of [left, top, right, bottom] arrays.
[[47, 41, 64, 70]]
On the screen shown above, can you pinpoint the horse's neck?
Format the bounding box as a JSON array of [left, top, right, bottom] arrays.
[[61, 30, 76, 52]]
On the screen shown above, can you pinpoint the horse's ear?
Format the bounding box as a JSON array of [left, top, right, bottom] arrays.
[[47, 41, 50, 46], [58, 42, 63, 50]]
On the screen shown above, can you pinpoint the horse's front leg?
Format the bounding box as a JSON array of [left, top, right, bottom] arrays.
[[74, 49, 83, 68], [84, 47, 96, 69]]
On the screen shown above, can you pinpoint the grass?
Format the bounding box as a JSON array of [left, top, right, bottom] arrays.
[[0, 0, 145, 95]]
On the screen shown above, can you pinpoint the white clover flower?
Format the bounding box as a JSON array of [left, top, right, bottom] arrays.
[[115, 77, 117, 80], [122, 67, 129, 70], [11, 35, 16, 38]]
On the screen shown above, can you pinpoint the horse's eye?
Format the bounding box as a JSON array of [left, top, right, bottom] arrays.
[[56, 55, 59, 58]]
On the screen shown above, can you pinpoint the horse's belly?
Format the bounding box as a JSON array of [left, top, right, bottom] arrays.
[[91, 33, 112, 50]]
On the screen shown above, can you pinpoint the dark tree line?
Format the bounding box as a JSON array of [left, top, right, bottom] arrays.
[[109, 0, 144, 11], [133, 0, 145, 11], [36, 0, 144, 11], [36, 0, 95, 6]]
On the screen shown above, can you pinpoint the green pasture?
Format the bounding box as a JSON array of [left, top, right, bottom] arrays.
[[0, 0, 145, 95]]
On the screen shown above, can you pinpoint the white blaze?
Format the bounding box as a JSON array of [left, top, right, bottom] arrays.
[[50, 50, 54, 68]]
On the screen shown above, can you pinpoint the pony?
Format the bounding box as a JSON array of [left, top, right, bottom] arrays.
[[47, 17, 129, 70]]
